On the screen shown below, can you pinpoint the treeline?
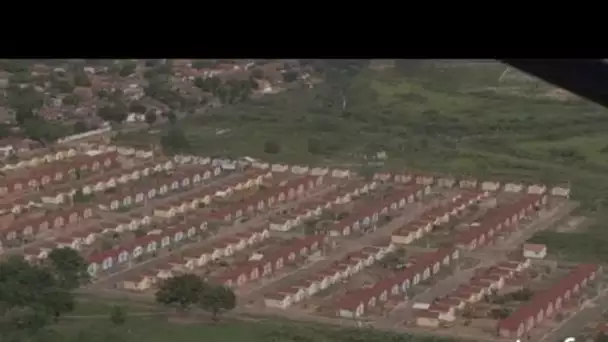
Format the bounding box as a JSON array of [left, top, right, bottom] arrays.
[[0, 248, 90, 342], [154, 273, 236, 321]]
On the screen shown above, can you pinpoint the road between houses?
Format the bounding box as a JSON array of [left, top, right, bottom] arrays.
[[83, 180, 342, 289], [385, 200, 577, 327]]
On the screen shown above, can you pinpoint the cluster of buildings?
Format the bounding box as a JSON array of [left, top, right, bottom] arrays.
[[268, 180, 377, 232], [391, 191, 488, 245], [414, 259, 531, 327], [329, 184, 429, 237], [333, 247, 459, 319], [212, 233, 328, 289], [373, 171, 570, 198], [0, 150, 119, 196], [264, 240, 396, 310], [121, 226, 273, 291], [456, 194, 548, 251], [498, 263, 600, 338]]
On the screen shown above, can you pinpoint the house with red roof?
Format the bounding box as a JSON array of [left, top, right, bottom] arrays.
[[497, 263, 600, 338], [392, 191, 487, 245], [331, 247, 457, 318], [456, 194, 547, 251]]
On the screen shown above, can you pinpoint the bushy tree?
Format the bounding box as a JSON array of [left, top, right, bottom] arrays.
[[0, 256, 78, 341], [198, 284, 236, 322], [155, 274, 205, 310]]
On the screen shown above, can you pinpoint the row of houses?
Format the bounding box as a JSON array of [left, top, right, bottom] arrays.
[[269, 180, 377, 232], [1, 150, 120, 196], [206, 175, 324, 223], [82, 143, 154, 160], [373, 172, 570, 198], [334, 247, 460, 319], [19, 169, 279, 263], [22, 206, 215, 263], [415, 259, 530, 327], [329, 184, 429, 237], [98, 165, 224, 211], [19, 170, 279, 267], [0, 204, 95, 244], [0, 147, 77, 171], [121, 226, 273, 291], [173, 154, 356, 179], [86, 223, 208, 277], [456, 194, 548, 251], [498, 263, 601, 338], [212, 234, 328, 290], [39, 159, 179, 206], [391, 191, 489, 245], [264, 240, 395, 309]]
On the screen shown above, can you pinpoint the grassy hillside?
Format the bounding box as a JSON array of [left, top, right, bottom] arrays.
[[167, 61, 607, 201]]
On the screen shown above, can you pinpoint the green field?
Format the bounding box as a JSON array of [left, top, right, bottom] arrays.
[[57, 298, 467, 342]]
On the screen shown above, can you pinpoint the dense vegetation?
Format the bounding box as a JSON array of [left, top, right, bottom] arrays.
[[0, 247, 92, 342], [154, 273, 236, 321]]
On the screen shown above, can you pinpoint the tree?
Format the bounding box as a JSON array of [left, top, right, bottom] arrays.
[[144, 59, 161, 68], [194, 77, 206, 90], [263, 140, 280, 154], [109, 305, 127, 326], [15, 108, 35, 125], [63, 94, 80, 106], [73, 120, 88, 134], [129, 101, 147, 114], [54, 79, 75, 94], [166, 111, 177, 124], [97, 106, 126, 123], [22, 118, 66, 145], [46, 247, 90, 290], [8, 86, 43, 123], [160, 127, 189, 153], [198, 284, 236, 322], [155, 274, 206, 310], [145, 111, 157, 125], [0, 256, 76, 341], [73, 72, 91, 87], [283, 71, 299, 83]]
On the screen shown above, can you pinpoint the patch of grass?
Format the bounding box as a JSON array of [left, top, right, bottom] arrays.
[[57, 315, 475, 342], [527, 209, 608, 263], [517, 135, 608, 166], [70, 299, 153, 317]]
